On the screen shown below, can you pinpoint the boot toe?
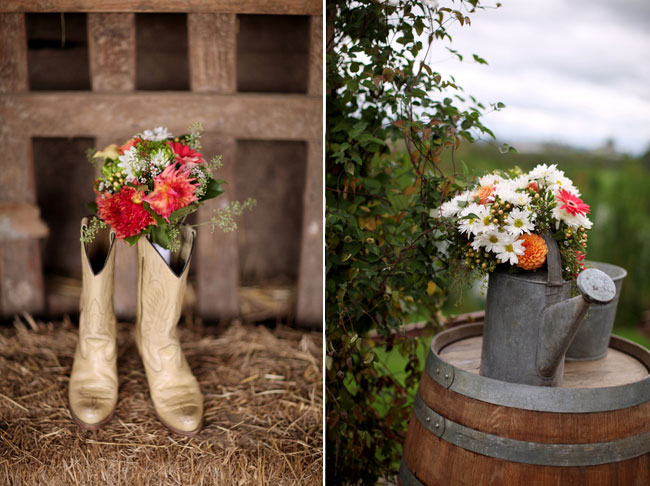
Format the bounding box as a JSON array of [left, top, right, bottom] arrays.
[[70, 397, 115, 426], [159, 403, 203, 433]]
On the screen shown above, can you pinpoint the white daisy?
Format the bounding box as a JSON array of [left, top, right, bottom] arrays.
[[471, 229, 508, 253], [458, 203, 483, 236], [511, 174, 531, 190], [473, 205, 497, 234], [494, 181, 531, 207], [149, 148, 173, 175], [494, 236, 525, 265], [479, 172, 504, 187], [553, 205, 593, 230], [505, 208, 535, 236], [117, 146, 146, 182], [548, 174, 580, 196], [438, 191, 472, 219], [140, 126, 173, 141], [528, 163, 562, 185]]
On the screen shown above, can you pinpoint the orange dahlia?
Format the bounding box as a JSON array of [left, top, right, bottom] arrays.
[[516, 233, 548, 271], [473, 184, 495, 205], [120, 137, 141, 154], [97, 186, 155, 239], [144, 164, 198, 222]]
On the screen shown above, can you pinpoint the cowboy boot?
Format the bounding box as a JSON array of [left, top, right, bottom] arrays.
[[69, 218, 118, 429], [136, 227, 204, 436]]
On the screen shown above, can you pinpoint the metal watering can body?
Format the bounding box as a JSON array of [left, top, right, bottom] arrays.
[[480, 235, 616, 387]]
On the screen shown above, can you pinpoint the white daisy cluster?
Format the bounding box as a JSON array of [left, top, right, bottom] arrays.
[[140, 126, 173, 141], [117, 146, 149, 183], [437, 164, 592, 276]]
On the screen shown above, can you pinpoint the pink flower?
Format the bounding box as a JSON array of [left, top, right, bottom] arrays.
[[97, 186, 154, 239], [557, 189, 590, 216], [144, 165, 198, 222], [167, 141, 204, 167]]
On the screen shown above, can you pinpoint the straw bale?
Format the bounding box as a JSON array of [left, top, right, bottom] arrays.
[[0, 315, 322, 485]]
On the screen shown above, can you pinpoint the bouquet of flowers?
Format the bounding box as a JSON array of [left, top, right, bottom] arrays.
[[438, 164, 591, 280], [84, 124, 253, 251]]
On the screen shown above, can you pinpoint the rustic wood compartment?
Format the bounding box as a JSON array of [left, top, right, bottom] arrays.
[[0, 1, 323, 326]]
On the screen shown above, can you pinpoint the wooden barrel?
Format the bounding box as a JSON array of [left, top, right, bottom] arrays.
[[401, 323, 650, 486]]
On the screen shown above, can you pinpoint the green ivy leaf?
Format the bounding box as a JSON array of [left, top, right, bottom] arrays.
[[202, 178, 225, 201]]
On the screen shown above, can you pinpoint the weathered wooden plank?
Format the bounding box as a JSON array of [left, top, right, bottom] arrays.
[[197, 136, 240, 321], [0, 13, 28, 93], [0, 239, 45, 316], [0, 203, 48, 242], [1, 0, 321, 15], [295, 138, 323, 327], [0, 93, 322, 141], [87, 13, 136, 92], [308, 15, 322, 96], [188, 13, 236, 93], [0, 134, 35, 204]]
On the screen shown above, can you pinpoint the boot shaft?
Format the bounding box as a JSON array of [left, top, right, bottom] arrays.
[[79, 218, 117, 360], [136, 227, 196, 368]]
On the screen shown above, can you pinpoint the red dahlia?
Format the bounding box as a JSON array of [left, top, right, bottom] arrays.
[[97, 186, 155, 239], [168, 141, 204, 166]]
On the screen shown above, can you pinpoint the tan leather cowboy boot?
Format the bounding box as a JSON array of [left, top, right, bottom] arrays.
[[69, 218, 118, 429], [136, 227, 204, 436]]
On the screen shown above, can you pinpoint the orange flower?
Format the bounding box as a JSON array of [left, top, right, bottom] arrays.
[[120, 137, 141, 154], [473, 185, 495, 205], [144, 165, 197, 222], [516, 233, 548, 271]]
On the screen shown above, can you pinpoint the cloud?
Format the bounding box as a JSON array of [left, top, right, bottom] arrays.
[[428, 0, 650, 154]]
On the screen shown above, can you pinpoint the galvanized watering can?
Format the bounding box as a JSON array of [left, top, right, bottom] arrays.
[[480, 235, 616, 387]]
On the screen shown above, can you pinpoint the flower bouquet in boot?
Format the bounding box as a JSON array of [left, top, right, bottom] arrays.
[[77, 124, 253, 435], [436, 164, 615, 386]]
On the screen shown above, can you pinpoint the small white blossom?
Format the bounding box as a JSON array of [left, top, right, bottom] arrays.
[[505, 208, 535, 236], [117, 146, 146, 182], [511, 174, 531, 190], [474, 205, 497, 234], [471, 230, 507, 253], [140, 126, 173, 141], [479, 172, 504, 187], [438, 191, 472, 219], [422, 0, 439, 9], [548, 174, 580, 196], [529, 163, 564, 187], [458, 203, 483, 236], [149, 148, 172, 175], [494, 236, 525, 265]]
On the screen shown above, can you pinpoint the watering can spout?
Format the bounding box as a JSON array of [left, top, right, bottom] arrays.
[[536, 268, 616, 381]]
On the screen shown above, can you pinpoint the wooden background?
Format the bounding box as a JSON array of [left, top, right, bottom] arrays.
[[0, 1, 323, 327]]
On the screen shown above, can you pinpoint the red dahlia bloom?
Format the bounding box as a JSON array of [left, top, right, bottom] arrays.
[[167, 141, 204, 166], [97, 186, 155, 239], [144, 164, 198, 222], [557, 189, 590, 216]]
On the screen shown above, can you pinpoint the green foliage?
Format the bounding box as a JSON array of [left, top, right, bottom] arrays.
[[209, 198, 256, 233], [80, 216, 107, 244], [325, 1, 498, 483]]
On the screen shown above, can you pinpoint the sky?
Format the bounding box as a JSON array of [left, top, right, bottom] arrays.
[[429, 0, 650, 155]]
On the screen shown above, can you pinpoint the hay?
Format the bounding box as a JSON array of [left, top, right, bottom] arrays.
[[0, 315, 322, 485]]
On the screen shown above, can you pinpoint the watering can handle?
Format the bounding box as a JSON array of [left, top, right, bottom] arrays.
[[542, 234, 564, 287]]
